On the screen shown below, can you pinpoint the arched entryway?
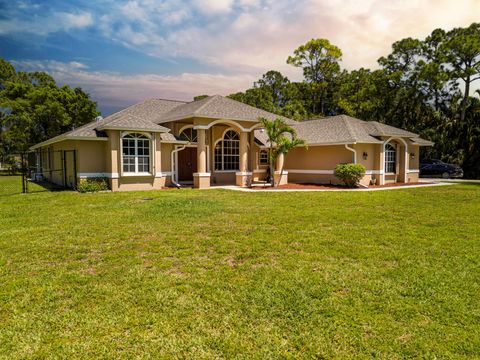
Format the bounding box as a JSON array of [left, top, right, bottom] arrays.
[[177, 127, 198, 183]]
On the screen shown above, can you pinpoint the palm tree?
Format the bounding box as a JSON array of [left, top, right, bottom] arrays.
[[259, 117, 306, 187]]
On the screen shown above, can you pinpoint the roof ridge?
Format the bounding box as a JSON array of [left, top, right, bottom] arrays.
[[341, 115, 357, 143], [191, 95, 218, 116], [153, 98, 188, 103], [97, 99, 151, 128]]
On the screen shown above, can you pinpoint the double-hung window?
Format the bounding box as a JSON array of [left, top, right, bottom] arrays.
[[122, 133, 151, 174]]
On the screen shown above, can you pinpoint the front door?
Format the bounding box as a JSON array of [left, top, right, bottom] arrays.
[[178, 147, 197, 182]]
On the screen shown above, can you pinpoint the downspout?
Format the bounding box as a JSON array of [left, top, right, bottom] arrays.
[[345, 143, 368, 188], [171, 145, 186, 188], [345, 144, 357, 164]]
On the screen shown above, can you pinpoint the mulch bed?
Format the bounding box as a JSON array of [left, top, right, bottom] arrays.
[[251, 182, 431, 190]]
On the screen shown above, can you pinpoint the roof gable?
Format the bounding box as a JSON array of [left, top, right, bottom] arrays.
[[157, 95, 294, 124]]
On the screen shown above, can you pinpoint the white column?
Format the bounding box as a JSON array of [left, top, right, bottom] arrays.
[[239, 131, 248, 172], [235, 131, 252, 187], [197, 128, 206, 173]]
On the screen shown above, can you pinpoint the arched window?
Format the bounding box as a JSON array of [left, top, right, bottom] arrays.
[[179, 127, 197, 142], [215, 130, 239, 171], [122, 133, 151, 173], [385, 143, 396, 173]]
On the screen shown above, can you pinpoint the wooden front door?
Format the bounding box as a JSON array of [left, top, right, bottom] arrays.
[[178, 147, 197, 181]]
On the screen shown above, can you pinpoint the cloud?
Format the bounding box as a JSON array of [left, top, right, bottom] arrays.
[[193, 0, 234, 14], [11, 60, 256, 114], [4, 0, 479, 72], [4, 0, 480, 113], [0, 10, 93, 35], [86, 0, 480, 77]]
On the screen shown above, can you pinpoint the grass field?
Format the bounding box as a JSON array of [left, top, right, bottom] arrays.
[[1, 176, 479, 358]]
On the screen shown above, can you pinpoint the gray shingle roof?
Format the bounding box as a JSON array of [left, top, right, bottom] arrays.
[[290, 115, 382, 145], [409, 137, 434, 146], [362, 121, 418, 137], [31, 99, 185, 149], [32, 95, 433, 150], [254, 115, 433, 146], [96, 114, 170, 132], [97, 98, 184, 132], [157, 95, 294, 124]]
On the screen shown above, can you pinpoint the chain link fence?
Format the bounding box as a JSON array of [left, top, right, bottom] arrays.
[[0, 150, 77, 196]]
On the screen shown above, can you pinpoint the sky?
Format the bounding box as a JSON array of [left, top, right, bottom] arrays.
[[0, 0, 479, 115]]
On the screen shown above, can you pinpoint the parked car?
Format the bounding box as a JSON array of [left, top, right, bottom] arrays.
[[420, 159, 463, 178]]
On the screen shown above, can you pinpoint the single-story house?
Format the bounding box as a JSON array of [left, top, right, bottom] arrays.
[[31, 95, 433, 191]]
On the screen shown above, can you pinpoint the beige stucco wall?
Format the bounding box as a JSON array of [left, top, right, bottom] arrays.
[[285, 145, 353, 170], [38, 139, 108, 187], [353, 143, 377, 170], [409, 145, 420, 170]]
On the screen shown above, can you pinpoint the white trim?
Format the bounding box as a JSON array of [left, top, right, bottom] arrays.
[[285, 169, 384, 175], [97, 126, 168, 133], [258, 141, 382, 150], [171, 145, 186, 185], [155, 171, 172, 177], [78, 172, 119, 179], [30, 136, 108, 150], [193, 172, 211, 177], [274, 170, 288, 175], [235, 171, 252, 176], [407, 169, 420, 173], [383, 137, 409, 184], [178, 125, 198, 143], [366, 170, 384, 175], [120, 131, 154, 177], [178, 124, 195, 134], [213, 128, 240, 171], [121, 172, 153, 177], [194, 119, 260, 132], [286, 169, 333, 174]]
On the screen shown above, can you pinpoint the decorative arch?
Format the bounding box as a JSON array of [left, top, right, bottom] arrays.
[[194, 119, 258, 132], [178, 126, 197, 142], [383, 137, 408, 175]]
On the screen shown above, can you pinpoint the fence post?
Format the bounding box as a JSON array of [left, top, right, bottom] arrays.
[[21, 153, 27, 194], [62, 151, 67, 187], [73, 150, 78, 189]]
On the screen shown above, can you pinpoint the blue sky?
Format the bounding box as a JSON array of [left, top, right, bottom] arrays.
[[1, 0, 479, 115]]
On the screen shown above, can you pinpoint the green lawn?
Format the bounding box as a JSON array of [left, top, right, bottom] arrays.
[[1, 178, 479, 358]]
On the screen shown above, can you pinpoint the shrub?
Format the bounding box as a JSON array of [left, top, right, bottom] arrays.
[[334, 163, 366, 187], [76, 178, 109, 193]]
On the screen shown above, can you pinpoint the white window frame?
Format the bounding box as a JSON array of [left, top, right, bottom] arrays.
[[120, 132, 153, 176], [214, 129, 240, 172], [385, 143, 396, 174], [178, 126, 198, 143], [259, 149, 269, 165]]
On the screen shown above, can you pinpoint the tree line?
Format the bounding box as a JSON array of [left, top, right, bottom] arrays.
[[0, 59, 99, 159], [226, 23, 480, 178]]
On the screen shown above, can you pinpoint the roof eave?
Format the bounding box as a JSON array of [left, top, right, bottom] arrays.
[[97, 126, 170, 133], [30, 135, 108, 150], [158, 114, 284, 124]]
